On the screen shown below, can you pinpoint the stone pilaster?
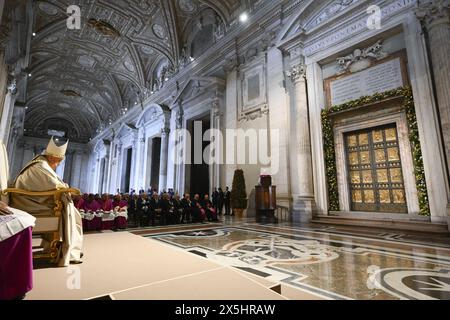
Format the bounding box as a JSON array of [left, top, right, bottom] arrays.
[[417, 0, 450, 172], [416, 0, 450, 228], [102, 142, 111, 194], [0, 75, 17, 144], [137, 128, 146, 190], [159, 127, 170, 192], [210, 96, 222, 191], [287, 63, 315, 223]]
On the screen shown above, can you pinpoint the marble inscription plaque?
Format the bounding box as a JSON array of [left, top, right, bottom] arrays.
[[330, 58, 403, 106]]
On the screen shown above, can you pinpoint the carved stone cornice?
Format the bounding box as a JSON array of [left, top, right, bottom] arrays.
[[239, 107, 269, 122], [416, 0, 450, 29], [287, 63, 306, 84]]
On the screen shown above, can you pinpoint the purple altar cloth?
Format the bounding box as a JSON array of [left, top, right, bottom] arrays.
[[0, 227, 33, 300]]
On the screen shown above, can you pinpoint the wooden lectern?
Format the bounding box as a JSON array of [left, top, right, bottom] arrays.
[[255, 175, 278, 223]]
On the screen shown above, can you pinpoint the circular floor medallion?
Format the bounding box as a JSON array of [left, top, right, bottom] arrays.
[[375, 268, 450, 300]]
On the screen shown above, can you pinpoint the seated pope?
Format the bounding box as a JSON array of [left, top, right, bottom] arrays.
[[9, 137, 83, 266]]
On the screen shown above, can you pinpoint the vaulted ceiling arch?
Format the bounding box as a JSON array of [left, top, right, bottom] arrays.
[[22, 0, 249, 143]]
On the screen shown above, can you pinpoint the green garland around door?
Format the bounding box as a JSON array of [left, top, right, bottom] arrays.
[[321, 86, 430, 216]]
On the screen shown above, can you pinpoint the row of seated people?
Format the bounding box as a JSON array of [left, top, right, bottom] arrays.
[[73, 192, 220, 229], [129, 193, 219, 227], [73, 194, 128, 231]]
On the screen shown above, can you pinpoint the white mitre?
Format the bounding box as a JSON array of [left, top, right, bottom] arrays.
[[44, 136, 68, 159]]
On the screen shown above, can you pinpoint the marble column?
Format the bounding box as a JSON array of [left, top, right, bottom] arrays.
[[288, 63, 315, 222], [129, 134, 138, 192], [71, 153, 82, 189], [63, 151, 74, 184], [106, 140, 114, 193], [0, 77, 17, 145], [404, 12, 448, 223], [306, 62, 329, 215], [102, 142, 111, 194], [21, 143, 34, 168], [210, 97, 222, 192], [137, 129, 146, 190], [159, 127, 170, 192], [417, 1, 450, 171], [94, 157, 101, 193], [144, 138, 153, 191], [267, 47, 291, 206], [116, 143, 123, 193], [102, 154, 109, 193], [70, 152, 79, 187], [416, 0, 450, 228], [79, 152, 90, 192], [171, 105, 184, 193]]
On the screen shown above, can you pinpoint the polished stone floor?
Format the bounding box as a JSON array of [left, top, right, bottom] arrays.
[[135, 218, 450, 300]]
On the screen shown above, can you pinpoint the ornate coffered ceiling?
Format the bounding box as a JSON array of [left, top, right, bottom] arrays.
[[21, 0, 248, 143]]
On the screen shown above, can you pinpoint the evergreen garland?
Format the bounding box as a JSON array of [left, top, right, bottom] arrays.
[[321, 109, 340, 211], [321, 86, 430, 216]]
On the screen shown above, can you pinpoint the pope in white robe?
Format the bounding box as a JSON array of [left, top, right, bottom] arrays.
[[10, 137, 83, 266]]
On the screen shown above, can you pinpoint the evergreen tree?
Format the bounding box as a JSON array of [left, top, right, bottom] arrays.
[[231, 169, 247, 209]]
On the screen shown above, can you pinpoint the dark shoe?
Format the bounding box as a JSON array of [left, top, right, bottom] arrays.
[[70, 260, 83, 265]]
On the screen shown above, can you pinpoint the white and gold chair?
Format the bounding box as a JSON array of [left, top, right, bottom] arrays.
[[0, 140, 80, 263]]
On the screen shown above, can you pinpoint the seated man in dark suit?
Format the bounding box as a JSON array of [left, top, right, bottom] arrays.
[[137, 193, 150, 227], [129, 194, 139, 227], [181, 194, 192, 223], [148, 193, 159, 226], [172, 194, 183, 224], [158, 193, 172, 225]]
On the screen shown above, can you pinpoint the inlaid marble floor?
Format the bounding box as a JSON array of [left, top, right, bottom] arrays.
[[144, 222, 450, 300]]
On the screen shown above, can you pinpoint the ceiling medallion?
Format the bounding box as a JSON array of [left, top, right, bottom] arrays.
[[38, 2, 58, 16], [152, 24, 166, 39], [124, 60, 135, 72], [141, 46, 154, 55], [87, 19, 121, 37], [77, 55, 96, 68], [58, 103, 71, 109], [178, 0, 196, 13], [43, 36, 58, 44], [60, 90, 82, 97]]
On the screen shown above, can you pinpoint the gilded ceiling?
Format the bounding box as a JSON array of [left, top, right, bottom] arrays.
[[23, 0, 248, 143]]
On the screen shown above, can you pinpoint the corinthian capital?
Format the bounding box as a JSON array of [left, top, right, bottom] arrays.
[[7, 75, 17, 94], [416, 0, 450, 28], [161, 128, 170, 137], [287, 64, 307, 84]]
